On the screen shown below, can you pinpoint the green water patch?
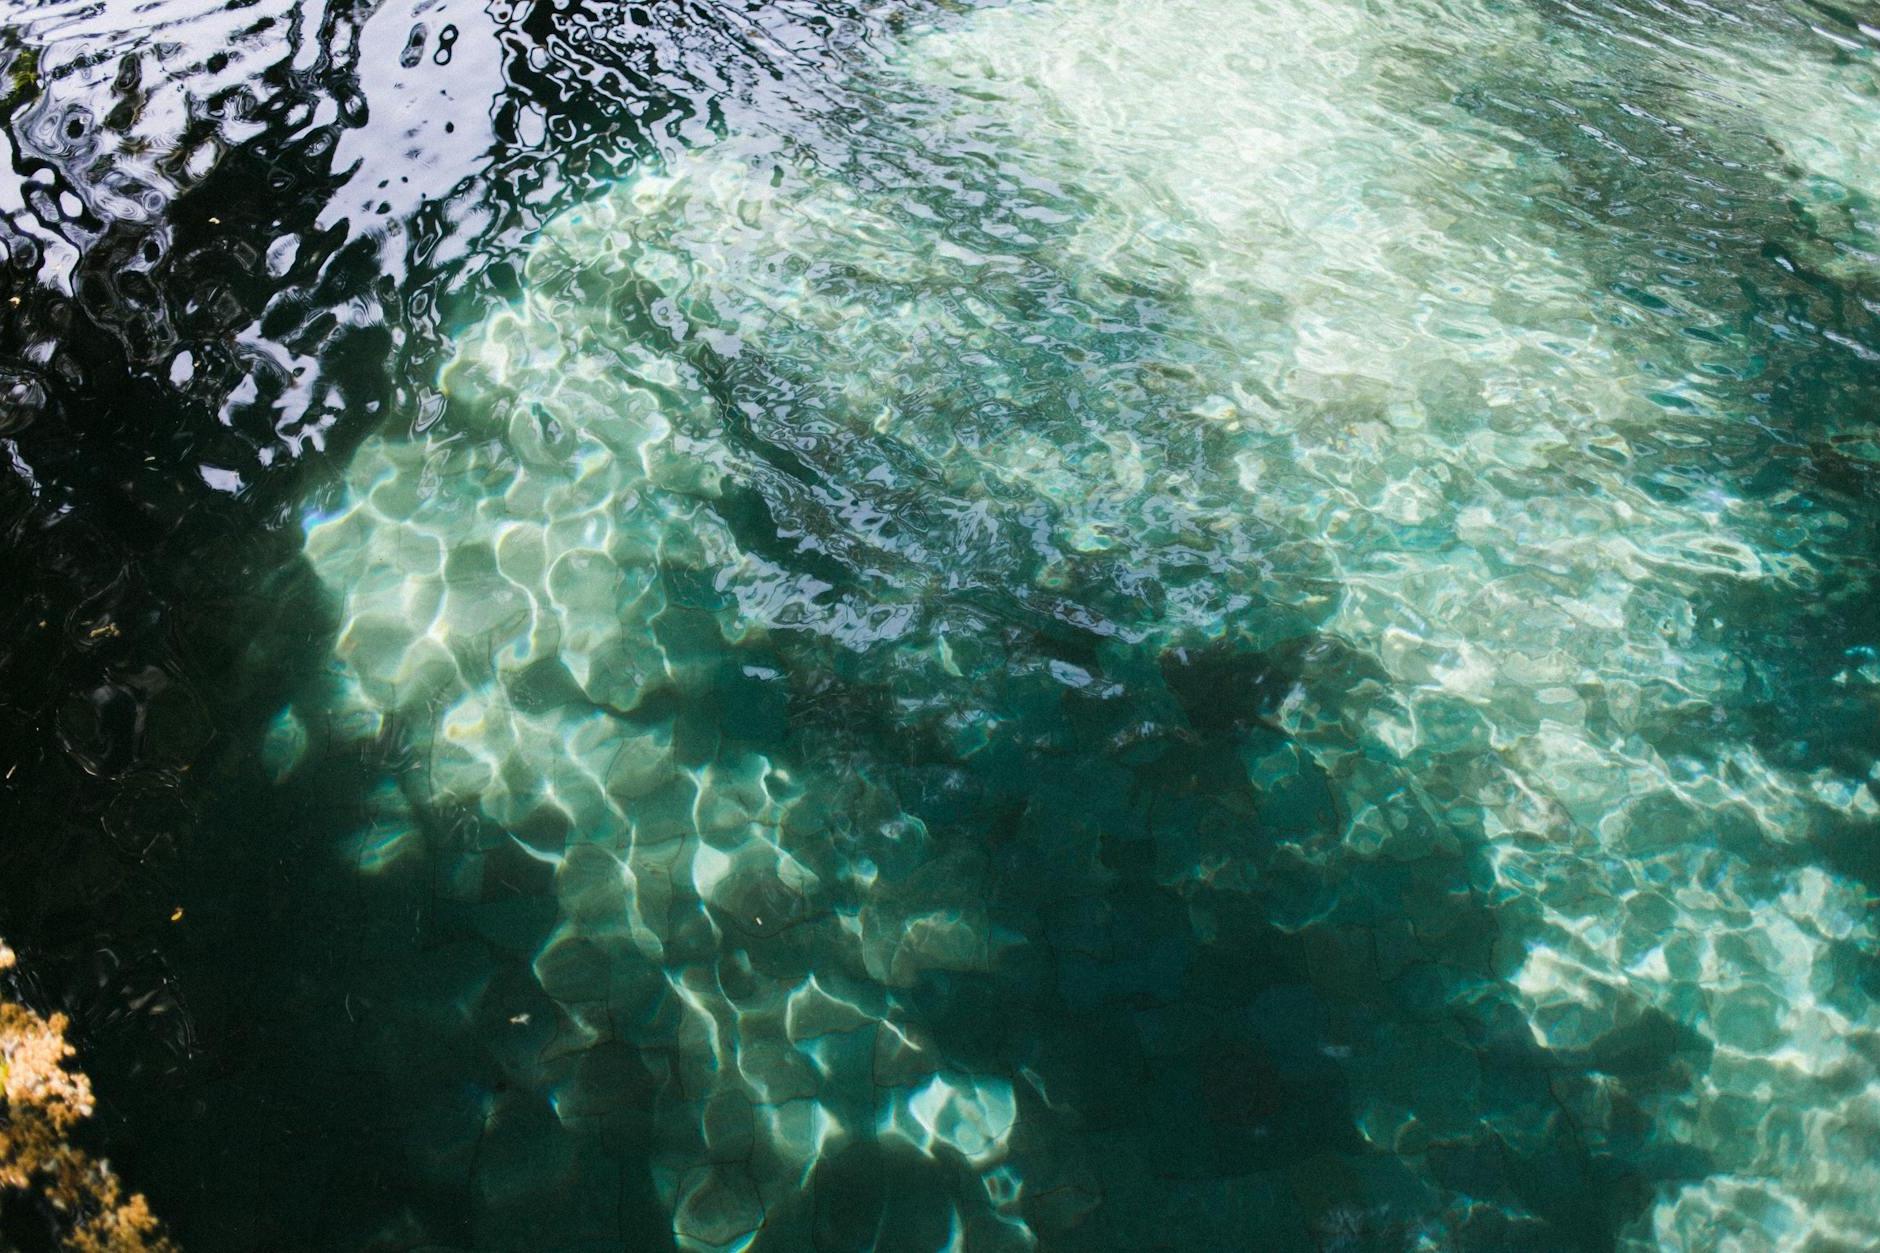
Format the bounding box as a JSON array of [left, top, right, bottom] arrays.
[[261, 0, 1880, 1246]]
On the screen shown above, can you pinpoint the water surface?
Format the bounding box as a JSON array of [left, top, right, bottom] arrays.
[[2, 0, 1878, 1248]]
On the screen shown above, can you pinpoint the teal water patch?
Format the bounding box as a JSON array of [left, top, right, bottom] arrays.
[[274, 0, 1880, 1246]]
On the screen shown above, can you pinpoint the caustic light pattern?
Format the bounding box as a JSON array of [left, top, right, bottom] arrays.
[[267, 0, 1880, 1246]]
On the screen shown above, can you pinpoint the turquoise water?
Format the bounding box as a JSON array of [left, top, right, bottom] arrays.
[[4, 0, 1880, 1247], [262, 0, 1880, 1246]]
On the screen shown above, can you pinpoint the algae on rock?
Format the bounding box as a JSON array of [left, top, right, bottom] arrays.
[[1, 942, 177, 1253]]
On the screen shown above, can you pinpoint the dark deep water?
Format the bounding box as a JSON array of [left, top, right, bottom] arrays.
[[2, 0, 1879, 1248]]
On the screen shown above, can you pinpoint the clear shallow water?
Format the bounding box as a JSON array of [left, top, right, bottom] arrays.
[[2, 0, 1879, 1249]]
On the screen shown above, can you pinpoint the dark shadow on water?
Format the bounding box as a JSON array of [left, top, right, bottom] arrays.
[[817, 632, 1720, 1250], [0, 0, 932, 1244], [3, 0, 1878, 1247], [73, 543, 682, 1249]]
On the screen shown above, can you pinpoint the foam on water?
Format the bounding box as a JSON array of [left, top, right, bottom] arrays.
[[282, 0, 1880, 1245]]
